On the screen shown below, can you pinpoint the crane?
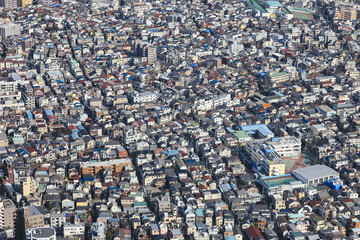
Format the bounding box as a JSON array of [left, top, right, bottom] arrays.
[[4, 8, 13, 24]]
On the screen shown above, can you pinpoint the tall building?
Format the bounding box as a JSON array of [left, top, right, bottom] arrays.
[[0, 0, 17, 9], [4, 159, 15, 185], [146, 45, 157, 64], [21, 84, 35, 110], [0, 198, 17, 238], [18, 0, 32, 7], [19, 176, 36, 197]]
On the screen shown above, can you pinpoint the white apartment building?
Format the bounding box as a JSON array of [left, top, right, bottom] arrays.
[[50, 213, 66, 229], [90, 222, 106, 240], [124, 130, 143, 144], [212, 93, 231, 108], [266, 136, 301, 157], [131, 91, 157, 103], [318, 105, 336, 117], [63, 223, 85, 238], [301, 93, 318, 104]]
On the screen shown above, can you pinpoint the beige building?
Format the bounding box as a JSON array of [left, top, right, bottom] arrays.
[[265, 72, 290, 88], [20, 176, 36, 197], [0, 198, 16, 238], [18, 0, 32, 7], [272, 194, 286, 211], [80, 158, 132, 176], [0, 133, 8, 147], [23, 206, 45, 230], [245, 140, 286, 176], [336, 8, 357, 21]]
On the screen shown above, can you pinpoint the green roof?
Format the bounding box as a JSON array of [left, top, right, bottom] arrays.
[[289, 7, 310, 12], [270, 72, 289, 77], [282, 7, 292, 14], [134, 202, 147, 207], [196, 209, 204, 216], [249, 0, 268, 13], [128, 194, 142, 197], [233, 130, 251, 140]]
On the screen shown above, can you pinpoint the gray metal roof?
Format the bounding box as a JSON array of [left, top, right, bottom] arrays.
[[293, 165, 339, 181]]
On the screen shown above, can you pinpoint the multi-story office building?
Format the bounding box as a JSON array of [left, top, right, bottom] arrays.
[[245, 140, 286, 176]]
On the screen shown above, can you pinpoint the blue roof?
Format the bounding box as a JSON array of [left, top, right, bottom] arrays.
[[240, 124, 274, 137], [195, 209, 204, 216], [45, 110, 54, 116], [72, 129, 80, 134], [72, 133, 79, 139], [164, 150, 179, 156], [301, 118, 309, 123], [225, 237, 237, 240], [18, 149, 29, 155], [36, 171, 49, 176], [226, 127, 235, 133], [84, 176, 95, 181], [185, 159, 196, 163]]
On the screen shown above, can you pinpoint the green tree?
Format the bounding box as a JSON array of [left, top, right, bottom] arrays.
[[44, 202, 52, 211], [106, 228, 114, 240]]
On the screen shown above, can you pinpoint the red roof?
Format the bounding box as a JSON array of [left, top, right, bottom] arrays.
[[245, 226, 264, 239]]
